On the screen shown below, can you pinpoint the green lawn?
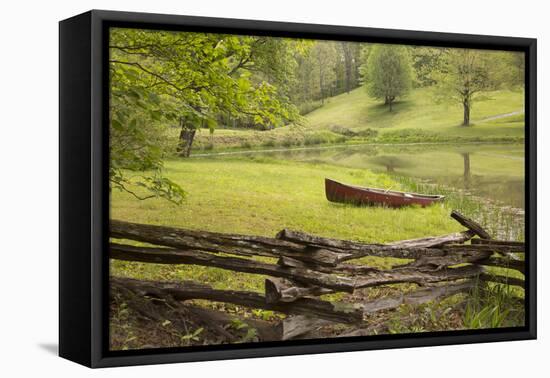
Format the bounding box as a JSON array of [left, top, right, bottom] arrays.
[[306, 86, 524, 133], [110, 157, 464, 291], [112, 157, 464, 240]]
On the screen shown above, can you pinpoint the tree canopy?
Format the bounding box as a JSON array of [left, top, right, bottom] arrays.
[[432, 49, 522, 126], [109, 29, 304, 202], [362, 45, 413, 111]]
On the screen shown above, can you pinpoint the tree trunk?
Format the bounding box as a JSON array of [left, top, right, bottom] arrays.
[[341, 42, 353, 94], [462, 99, 471, 126], [178, 117, 196, 157], [319, 72, 325, 105], [388, 96, 395, 112], [317, 50, 325, 105]]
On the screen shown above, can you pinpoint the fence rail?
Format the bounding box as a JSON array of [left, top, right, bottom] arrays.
[[110, 211, 525, 339]]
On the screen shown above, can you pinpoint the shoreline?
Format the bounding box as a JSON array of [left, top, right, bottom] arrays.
[[189, 140, 525, 158]]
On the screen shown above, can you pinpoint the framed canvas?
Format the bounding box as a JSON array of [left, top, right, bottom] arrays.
[[59, 10, 536, 368]]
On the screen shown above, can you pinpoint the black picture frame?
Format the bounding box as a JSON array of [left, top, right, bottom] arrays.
[[59, 9, 537, 368]]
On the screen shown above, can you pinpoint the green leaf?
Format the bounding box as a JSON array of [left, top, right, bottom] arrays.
[[128, 89, 141, 100]]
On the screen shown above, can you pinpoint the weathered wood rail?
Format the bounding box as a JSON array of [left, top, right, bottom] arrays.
[[110, 211, 525, 340]]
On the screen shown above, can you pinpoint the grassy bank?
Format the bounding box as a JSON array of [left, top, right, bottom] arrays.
[[111, 156, 465, 291], [112, 157, 464, 240], [305, 86, 524, 134], [182, 87, 524, 152]]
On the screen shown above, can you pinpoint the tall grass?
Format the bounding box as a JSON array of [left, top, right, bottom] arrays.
[[463, 278, 524, 329], [392, 175, 524, 241]]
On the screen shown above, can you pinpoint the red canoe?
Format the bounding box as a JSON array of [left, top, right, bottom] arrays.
[[325, 178, 444, 208]]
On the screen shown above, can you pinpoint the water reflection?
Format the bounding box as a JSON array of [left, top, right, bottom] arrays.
[[369, 155, 413, 173], [236, 143, 525, 209]]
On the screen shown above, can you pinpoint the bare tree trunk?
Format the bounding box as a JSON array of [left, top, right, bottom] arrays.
[[341, 42, 353, 94], [178, 117, 196, 157], [319, 69, 325, 105], [317, 50, 325, 105], [385, 96, 395, 111], [462, 98, 471, 126]]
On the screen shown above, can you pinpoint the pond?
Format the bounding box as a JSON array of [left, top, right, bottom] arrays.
[[243, 143, 524, 208], [197, 143, 525, 240]]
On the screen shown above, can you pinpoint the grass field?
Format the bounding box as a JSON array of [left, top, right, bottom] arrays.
[[112, 157, 464, 240], [111, 157, 465, 292], [110, 154, 525, 348], [305, 86, 524, 133], [186, 86, 525, 151]]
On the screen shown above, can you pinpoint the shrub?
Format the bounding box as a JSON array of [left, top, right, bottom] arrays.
[[355, 128, 379, 139], [281, 138, 295, 147], [240, 141, 253, 149], [330, 125, 358, 137], [261, 139, 276, 147], [303, 134, 325, 146], [298, 100, 324, 115], [378, 128, 442, 143]]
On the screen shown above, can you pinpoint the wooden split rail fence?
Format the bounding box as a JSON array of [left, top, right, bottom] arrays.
[[110, 210, 525, 339]]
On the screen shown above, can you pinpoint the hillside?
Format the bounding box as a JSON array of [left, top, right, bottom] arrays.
[[190, 86, 525, 152], [305, 86, 524, 138]]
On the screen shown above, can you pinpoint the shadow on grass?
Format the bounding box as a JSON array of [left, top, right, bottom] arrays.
[[363, 100, 415, 128]]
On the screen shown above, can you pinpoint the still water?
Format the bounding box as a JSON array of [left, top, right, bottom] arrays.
[[235, 143, 525, 210], [197, 143, 525, 239]]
